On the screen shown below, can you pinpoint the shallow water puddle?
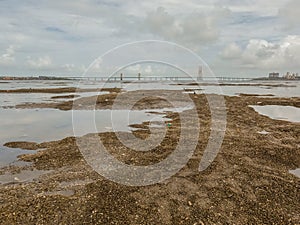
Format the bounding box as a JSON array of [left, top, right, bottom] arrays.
[[289, 169, 300, 178], [59, 179, 95, 188], [0, 107, 184, 167], [0, 169, 52, 185], [0, 108, 170, 144], [0, 91, 109, 107], [0, 146, 34, 168], [257, 130, 270, 135], [38, 179, 96, 197], [41, 190, 75, 197], [250, 105, 300, 123]]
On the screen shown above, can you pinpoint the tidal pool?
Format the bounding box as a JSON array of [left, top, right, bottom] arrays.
[[0, 107, 176, 167]]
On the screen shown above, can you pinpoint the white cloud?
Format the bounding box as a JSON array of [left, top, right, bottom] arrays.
[[127, 64, 141, 73], [0, 45, 16, 66], [62, 63, 76, 72], [121, 64, 176, 76], [62, 64, 86, 74], [91, 58, 102, 70], [220, 42, 242, 59], [26, 56, 52, 69], [242, 36, 300, 69], [144, 65, 152, 74], [86, 58, 104, 74], [220, 35, 300, 70]]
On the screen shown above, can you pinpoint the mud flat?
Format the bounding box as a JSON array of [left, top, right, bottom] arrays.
[[15, 90, 300, 111], [50, 94, 80, 99], [15, 90, 193, 110], [0, 90, 299, 224]]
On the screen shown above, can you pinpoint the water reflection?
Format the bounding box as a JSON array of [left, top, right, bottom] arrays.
[[0, 108, 170, 143], [0, 108, 171, 167]]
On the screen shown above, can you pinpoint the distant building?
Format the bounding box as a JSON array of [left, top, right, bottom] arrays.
[[269, 72, 279, 78], [284, 72, 297, 80]]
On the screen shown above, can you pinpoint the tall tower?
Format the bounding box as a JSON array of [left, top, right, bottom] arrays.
[[198, 66, 203, 81]]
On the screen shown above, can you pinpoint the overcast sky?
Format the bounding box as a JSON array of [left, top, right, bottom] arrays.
[[0, 0, 299, 77]]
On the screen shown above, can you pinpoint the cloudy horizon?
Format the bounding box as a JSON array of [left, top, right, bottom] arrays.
[[0, 0, 299, 78]]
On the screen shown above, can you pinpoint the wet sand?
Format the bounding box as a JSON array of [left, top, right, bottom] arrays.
[[50, 94, 80, 99], [0, 90, 299, 224]]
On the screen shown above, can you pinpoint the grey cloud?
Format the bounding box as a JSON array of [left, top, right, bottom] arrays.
[[143, 6, 231, 46], [279, 0, 300, 29], [0, 0, 297, 76], [218, 0, 287, 16]]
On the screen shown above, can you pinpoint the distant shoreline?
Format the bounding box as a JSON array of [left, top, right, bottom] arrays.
[[0, 76, 71, 81], [1, 75, 300, 82], [253, 77, 300, 81]]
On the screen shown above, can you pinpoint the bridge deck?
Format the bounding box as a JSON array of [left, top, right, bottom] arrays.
[[69, 76, 253, 82]]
